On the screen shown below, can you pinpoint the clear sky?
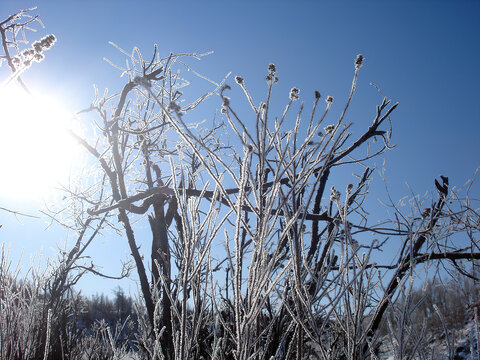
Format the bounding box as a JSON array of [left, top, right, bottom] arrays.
[[0, 0, 479, 297]]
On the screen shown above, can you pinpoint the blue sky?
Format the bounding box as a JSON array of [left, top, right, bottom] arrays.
[[0, 0, 479, 297]]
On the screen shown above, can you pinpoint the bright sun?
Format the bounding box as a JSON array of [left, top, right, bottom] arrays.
[[0, 84, 83, 203]]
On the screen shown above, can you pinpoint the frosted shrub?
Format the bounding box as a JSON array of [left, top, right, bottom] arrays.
[[2, 7, 480, 360]]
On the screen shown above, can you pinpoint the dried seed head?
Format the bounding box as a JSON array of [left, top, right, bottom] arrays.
[[40, 34, 56, 50], [33, 53, 45, 62], [289, 87, 300, 100], [314, 90, 321, 99], [32, 41, 43, 53], [17, 34, 56, 68], [220, 84, 231, 99], [324, 125, 335, 134], [355, 54, 364, 69], [222, 96, 230, 108], [168, 101, 181, 113], [326, 96, 334, 103], [22, 49, 35, 58], [235, 76, 244, 84], [351, 239, 359, 250], [268, 63, 276, 74], [220, 84, 231, 92], [330, 186, 340, 202], [346, 183, 354, 193]]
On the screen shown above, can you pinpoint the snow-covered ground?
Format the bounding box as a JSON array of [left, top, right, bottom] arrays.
[[377, 320, 479, 360]]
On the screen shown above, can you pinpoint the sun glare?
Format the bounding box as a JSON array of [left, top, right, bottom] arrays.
[[0, 85, 83, 203]]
